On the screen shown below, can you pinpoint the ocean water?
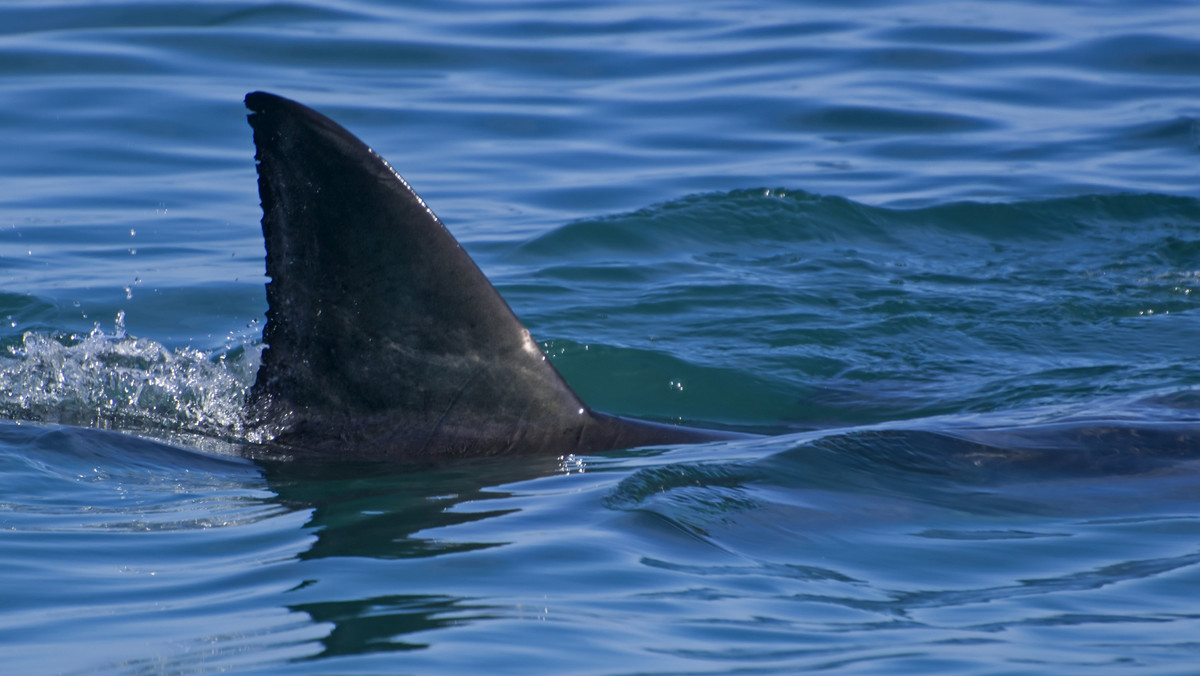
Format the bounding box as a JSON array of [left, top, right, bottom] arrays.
[[2, 1, 1200, 673]]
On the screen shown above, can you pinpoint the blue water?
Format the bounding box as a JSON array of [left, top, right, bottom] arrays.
[[3, 1, 1200, 673]]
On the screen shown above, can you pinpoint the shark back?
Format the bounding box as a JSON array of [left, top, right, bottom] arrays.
[[245, 92, 731, 460]]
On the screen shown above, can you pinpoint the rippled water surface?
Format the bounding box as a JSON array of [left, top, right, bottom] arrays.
[[2, 1, 1200, 674]]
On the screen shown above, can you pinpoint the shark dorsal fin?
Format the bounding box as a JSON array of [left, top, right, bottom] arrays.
[[245, 92, 735, 460], [245, 91, 595, 458]]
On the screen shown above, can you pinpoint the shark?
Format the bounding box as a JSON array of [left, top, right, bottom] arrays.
[[244, 91, 744, 462]]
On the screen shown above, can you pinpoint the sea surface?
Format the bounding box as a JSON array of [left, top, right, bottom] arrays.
[[2, 1, 1200, 674]]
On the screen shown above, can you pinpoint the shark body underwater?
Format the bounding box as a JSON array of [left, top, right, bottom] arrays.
[[244, 91, 744, 462]]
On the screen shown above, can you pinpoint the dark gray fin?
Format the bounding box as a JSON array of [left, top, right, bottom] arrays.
[[244, 92, 733, 460]]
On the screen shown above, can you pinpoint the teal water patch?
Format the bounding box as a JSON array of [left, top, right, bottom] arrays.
[[503, 191, 1200, 427]]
